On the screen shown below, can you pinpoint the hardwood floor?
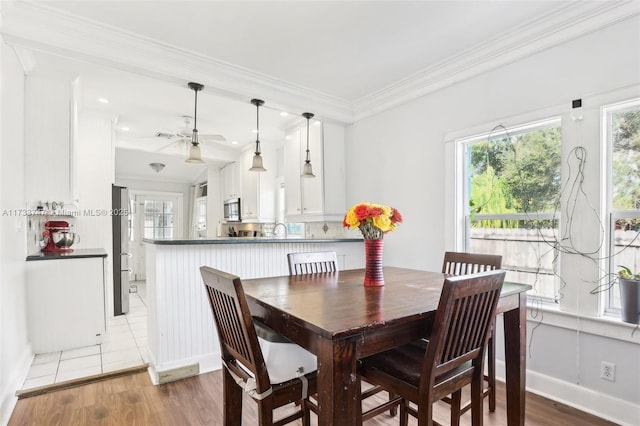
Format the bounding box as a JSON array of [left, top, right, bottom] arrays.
[[9, 370, 616, 426]]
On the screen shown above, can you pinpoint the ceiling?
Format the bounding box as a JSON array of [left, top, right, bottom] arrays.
[[3, 0, 628, 183], [28, 0, 565, 102]]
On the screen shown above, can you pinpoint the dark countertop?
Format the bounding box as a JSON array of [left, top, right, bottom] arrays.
[[143, 237, 363, 245], [26, 248, 108, 261]]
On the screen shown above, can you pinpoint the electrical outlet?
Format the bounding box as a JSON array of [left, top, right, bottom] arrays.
[[600, 361, 616, 382]]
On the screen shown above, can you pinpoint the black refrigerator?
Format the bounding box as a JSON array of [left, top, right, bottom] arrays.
[[112, 185, 130, 315]]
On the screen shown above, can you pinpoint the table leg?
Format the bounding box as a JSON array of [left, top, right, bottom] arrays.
[[316, 337, 361, 426], [222, 366, 243, 426], [503, 292, 526, 426]]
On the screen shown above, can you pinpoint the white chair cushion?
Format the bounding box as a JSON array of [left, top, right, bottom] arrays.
[[258, 337, 317, 384], [254, 319, 317, 384]]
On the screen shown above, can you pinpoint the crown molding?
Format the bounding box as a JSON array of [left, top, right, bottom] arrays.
[[353, 0, 640, 121], [1, 1, 354, 123], [12, 45, 36, 73], [2, 1, 639, 125]]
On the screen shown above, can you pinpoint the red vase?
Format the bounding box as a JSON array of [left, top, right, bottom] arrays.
[[364, 239, 384, 287]]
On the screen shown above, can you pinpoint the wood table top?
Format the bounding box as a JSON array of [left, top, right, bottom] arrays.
[[243, 266, 530, 340]]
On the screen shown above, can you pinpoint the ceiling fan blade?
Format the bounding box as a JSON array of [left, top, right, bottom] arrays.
[[199, 134, 226, 142], [155, 131, 178, 139]]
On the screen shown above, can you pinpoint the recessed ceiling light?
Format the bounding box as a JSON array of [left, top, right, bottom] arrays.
[[231, 141, 238, 145], [98, 98, 109, 104], [120, 126, 130, 131], [280, 111, 289, 117]]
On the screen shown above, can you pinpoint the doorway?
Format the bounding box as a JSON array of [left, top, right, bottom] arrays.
[[130, 192, 183, 281]]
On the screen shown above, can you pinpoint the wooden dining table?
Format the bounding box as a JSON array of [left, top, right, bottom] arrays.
[[242, 266, 531, 426]]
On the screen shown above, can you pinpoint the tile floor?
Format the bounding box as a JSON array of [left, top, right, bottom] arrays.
[[20, 286, 147, 391]]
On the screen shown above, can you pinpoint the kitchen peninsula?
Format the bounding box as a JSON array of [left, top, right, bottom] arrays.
[[143, 237, 364, 384]]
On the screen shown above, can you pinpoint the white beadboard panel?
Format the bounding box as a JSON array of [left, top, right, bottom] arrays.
[[145, 241, 365, 375]]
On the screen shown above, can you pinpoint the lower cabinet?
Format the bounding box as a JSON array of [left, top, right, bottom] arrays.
[[26, 256, 106, 353]]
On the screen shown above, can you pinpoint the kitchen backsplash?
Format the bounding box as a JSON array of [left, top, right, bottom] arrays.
[[304, 221, 347, 238], [218, 221, 351, 239]]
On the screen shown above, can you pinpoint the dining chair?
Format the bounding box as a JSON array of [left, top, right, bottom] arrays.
[[287, 251, 400, 419], [359, 269, 506, 426], [200, 266, 318, 426], [287, 251, 339, 275], [442, 251, 502, 418]]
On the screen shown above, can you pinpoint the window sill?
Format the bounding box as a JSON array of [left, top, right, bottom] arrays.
[[526, 301, 640, 344]]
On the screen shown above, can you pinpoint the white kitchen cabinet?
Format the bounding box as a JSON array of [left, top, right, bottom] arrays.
[[240, 147, 276, 222], [284, 121, 345, 222], [284, 127, 303, 216], [26, 253, 106, 353], [220, 162, 240, 200], [24, 73, 78, 206]]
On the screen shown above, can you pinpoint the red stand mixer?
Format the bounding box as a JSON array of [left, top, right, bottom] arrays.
[[42, 220, 79, 253]]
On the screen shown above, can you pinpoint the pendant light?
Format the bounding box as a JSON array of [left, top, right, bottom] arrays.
[[185, 82, 205, 164], [249, 98, 266, 172], [301, 112, 315, 178]]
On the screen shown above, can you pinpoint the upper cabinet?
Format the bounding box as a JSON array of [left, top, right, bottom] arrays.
[[284, 121, 345, 222], [24, 73, 79, 206], [220, 162, 240, 200], [240, 147, 276, 223]]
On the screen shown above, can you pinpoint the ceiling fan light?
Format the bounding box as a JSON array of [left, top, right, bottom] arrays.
[[186, 143, 204, 164], [250, 153, 266, 171]]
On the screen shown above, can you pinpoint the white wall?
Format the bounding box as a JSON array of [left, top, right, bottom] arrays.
[[345, 16, 640, 425], [0, 41, 31, 425]]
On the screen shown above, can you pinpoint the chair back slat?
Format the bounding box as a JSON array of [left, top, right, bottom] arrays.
[[288, 251, 338, 275], [442, 251, 502, 276], [423, 270, 505, 381], [200, 266, 270, 391], [208, 286, 251, 361]]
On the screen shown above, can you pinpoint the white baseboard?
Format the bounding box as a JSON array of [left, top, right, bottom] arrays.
[[0, 344, 33, 425], [496, 360, 640, 426], [147, 351, 222, 386]]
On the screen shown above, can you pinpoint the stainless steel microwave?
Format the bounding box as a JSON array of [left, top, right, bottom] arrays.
[[223, 198, 241, 222]]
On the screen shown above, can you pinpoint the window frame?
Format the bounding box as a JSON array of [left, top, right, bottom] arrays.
[[456, 117, 562, 303], [603, 98, 640, 314]]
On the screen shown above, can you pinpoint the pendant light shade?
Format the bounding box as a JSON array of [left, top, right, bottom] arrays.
[[301, 112, 315, 178], [186, 82, 205, 164], [250, 98, 266, 172], [186, 143, 203, 163]]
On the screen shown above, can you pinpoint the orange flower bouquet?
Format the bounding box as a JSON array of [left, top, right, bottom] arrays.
[[343, 203, 402, 286], [343, 202, 403, 239]]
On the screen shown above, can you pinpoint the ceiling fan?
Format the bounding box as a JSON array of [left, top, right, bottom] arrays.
[[153, 115, 227, 153], [155, 115, 225, 141]]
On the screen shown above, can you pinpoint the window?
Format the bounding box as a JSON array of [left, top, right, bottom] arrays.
[[459, 118, 562, 301], [143, 200, 174, 239], [605, 99, 640, 312]]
